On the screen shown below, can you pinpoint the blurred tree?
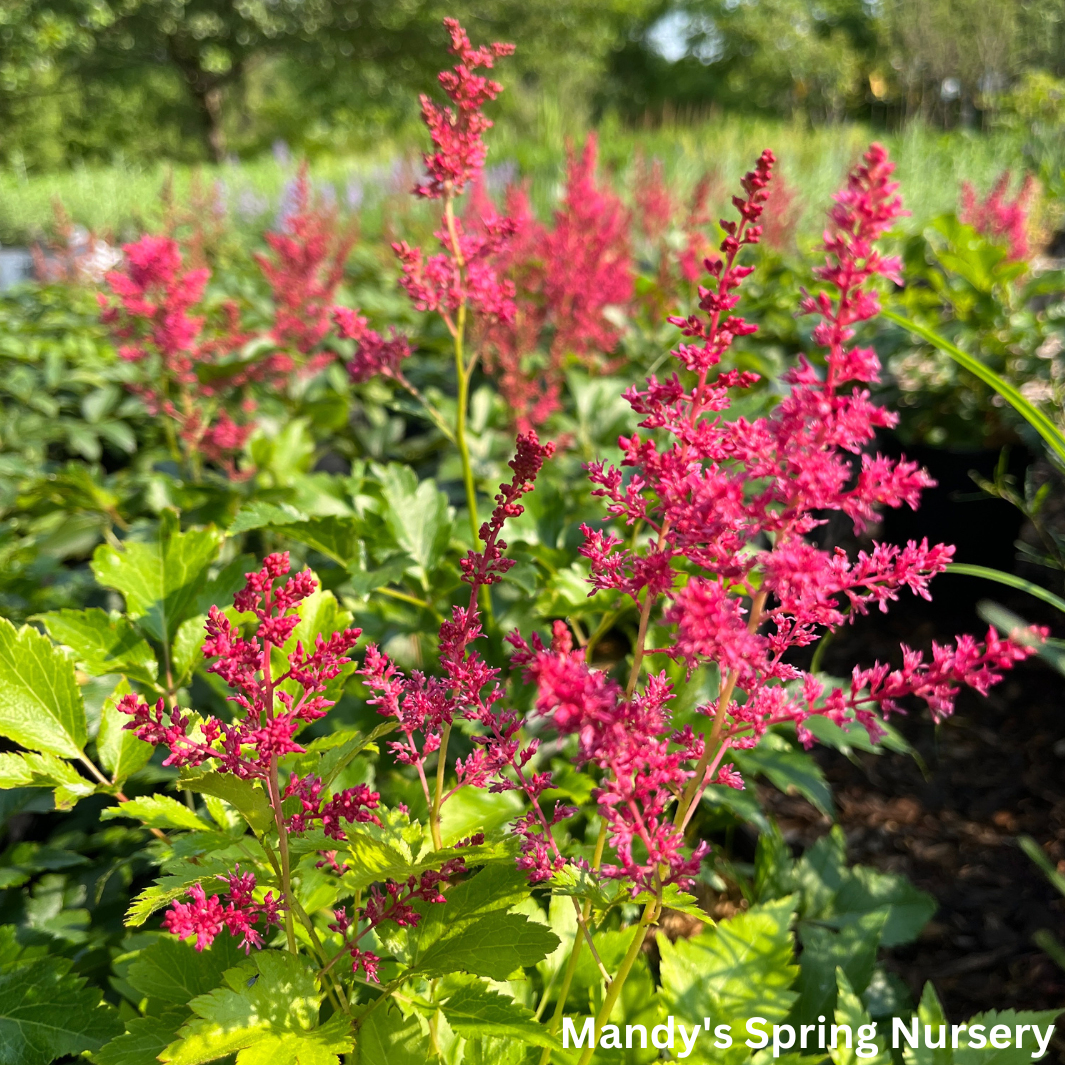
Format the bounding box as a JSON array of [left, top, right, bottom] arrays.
[[882, 0, 1017, 125], [600, 0, 881, 123], [0, 0, 652, 168]]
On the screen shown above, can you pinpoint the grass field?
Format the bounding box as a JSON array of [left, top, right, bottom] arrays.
[[0, 111, 1043, 246]]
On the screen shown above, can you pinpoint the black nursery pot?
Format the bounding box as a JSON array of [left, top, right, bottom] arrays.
[[877, 436, 1030, 618]]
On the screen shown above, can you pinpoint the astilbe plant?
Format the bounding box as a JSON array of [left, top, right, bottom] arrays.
[[99, 235, 254, 479], [506, 144, 1042, 1058], [99, 168, 357, 481], [474, 135, 634, 429], [384, 18, 518, 548], [118, 553, 367, 952], [960, 170, 1037, 262], [256, 163, 358, 374]]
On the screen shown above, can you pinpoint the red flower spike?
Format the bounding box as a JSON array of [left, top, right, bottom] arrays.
[[416, 18, 515, 199], [119, 552, 361, 781], [960, 170, 1035, 263], [255, 163, 357, 358], [512, 144, 1042, 895]]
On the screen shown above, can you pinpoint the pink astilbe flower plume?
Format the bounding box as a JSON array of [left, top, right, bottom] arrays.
[[120, 551, 477, 963], [118, 551, 362, 779], [359, 433, 584, 881], [477, 135, 634, 429], [383, 19, 517, 350], [960, 171, 1036, 263], [256, 163, 357, 369], [416, 18, 515, 199], [161, 868, 281, 953], [513, 144, 1042, 896], [100, 235, 255, 476]]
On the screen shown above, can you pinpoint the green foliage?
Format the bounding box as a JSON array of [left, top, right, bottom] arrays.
[[0, 616, 85, 759], [411, 866, 560, 980], [657, 897, 799, 1065], [439, 977, 559, 1049], [91, 512, 224, 647], [0, 925, 122, 1064], [160, 951, 351, 1065], [355, 1005, 430, 1065]]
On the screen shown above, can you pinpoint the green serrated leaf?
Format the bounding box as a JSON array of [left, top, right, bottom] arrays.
[[227, 502, 307, 536], [658, 896, 799, 1065], [341, 838, 514, 896], [0, 953, 123, 1065], [954, 1008, 1061, 1064], [0, 617, 86, 759], [378, 465, 452, 571], [903, 983, 951, 1065], [37, 608, 159, 686], [171, 615, 206, 686], [126, 935, 248, 1006], [830, 970, 892, 1065], [179, 772, 272, 835], [98, 679, 154, 783], [733, 733, 835, 817], [282, 518, 363, 566], [93, 1007, 189, 1065], [160, 952, 349, 1065], [0, 751, 94, 806], [439, 978, 558, 1049], [797, 828, 935, 948], [638, 883, 711, 921], [354, 1004, 429, 1065], [102, 794, 213, 832], [91, 511, 223, 647], [412, 865, 560, 979], [125, 859, 233, 927], [795, 909, 888, 1023], [345, 557, 414, 597]]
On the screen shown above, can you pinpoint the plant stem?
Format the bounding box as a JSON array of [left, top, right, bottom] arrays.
[[260, 626, 297, 954], [675, 588, 767, 828], [538, 820, 609, 1064], [288, 895, 350, 1013], [453, 306, 479, 550], [429, 722, 451, 851], [266, 758, 297, 954], [375, 585, 443, 619], [79, 754, 169, 841], [575, 897, 661, 1065]]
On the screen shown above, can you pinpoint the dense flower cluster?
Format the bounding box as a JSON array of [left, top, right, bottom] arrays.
[[121, 551, 474, 963], [960, 171, 1036, 262], [100, 234, 255, 474], [333, 306, 412, 384], [282, 775, 381, 837], [416, 17, 515, 198], [118, 552, 362, 778], [161, 868, 280, 953], [255, 164, 356, 366], [513, 144, 1040, 893], [476, 135, 634, 428], [327, 857, 467, 980], [101, 180, 360, 477], [389, 19, 517, 343], [359, 432, 572, 880]]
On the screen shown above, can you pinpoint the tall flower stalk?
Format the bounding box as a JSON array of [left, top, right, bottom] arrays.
[[392, 19, 517, 550], [511, 144, 1042, 1063]]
